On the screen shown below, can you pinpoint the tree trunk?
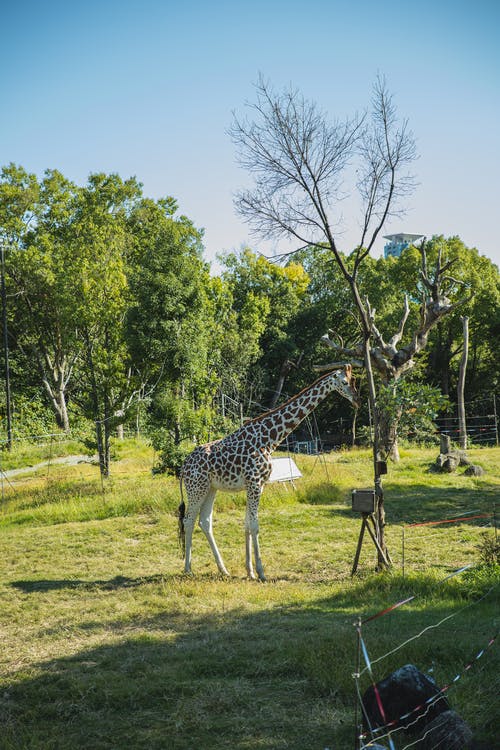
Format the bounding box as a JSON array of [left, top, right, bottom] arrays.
[[269, 353, 303, 408], [457, 316, 469, 450], [362, 335, 389, 569], [440, 433, 451, 454], [55, 388, 70, 432], [351, 407, 357, 447], [85, 337, 108, 479], [38, 355, 71, 433], [270, 359, 293, 408], [103, 420, 111, 477], [115, 409, 125, 439], [377, 403, 403, 462]]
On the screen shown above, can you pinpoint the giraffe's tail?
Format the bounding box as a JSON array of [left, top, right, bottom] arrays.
[[177, 475, 186, 556]]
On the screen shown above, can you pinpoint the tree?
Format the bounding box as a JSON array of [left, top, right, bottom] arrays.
[[0, 164, 40, 443], [353, 237, 500, 451], [230, 74, 418, 566], [321, 240, 471, 459], [417, 237, 500, 404], [5, 168, 82, 432], [66, 173, 142, 476], [126, 197, 217, 472], [220, 248, 309, 409]]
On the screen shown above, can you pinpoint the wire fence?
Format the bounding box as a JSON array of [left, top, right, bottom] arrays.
[[353, 567, 499, 749]]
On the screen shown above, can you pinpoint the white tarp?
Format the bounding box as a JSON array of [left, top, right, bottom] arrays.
[[268, 456, 302, 483]]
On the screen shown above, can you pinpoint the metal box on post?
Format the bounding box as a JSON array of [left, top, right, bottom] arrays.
[[351, 489, 376, 514]]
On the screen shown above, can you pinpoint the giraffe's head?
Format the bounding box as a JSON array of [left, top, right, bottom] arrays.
[[328, 365, 359, 407]]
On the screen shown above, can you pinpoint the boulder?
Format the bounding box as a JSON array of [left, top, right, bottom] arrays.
[[435, 450, 470, 473], [464, 464, 485, 477], [421, 710, 473, 749], [441, 455, 459, 473], [362, 664, 449, 732]]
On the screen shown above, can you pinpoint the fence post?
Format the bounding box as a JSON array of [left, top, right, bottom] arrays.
[[493, 394, 499, 447], [402, 526, 406, 579], [353, 616, 362, 750]]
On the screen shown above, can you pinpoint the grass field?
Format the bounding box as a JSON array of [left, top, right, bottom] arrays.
[[0, 440, 498, 749]]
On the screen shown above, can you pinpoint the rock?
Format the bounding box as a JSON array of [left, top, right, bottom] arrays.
[[442, 455, 459, 473], [435, 454, 446, 469], [452, 450, 471, 466], [440, 434, 452, 455], [464, 464, 485, 477], [362, 664, 449, 732], [421, 710, 473, 749], [435, 450, 471, 473]]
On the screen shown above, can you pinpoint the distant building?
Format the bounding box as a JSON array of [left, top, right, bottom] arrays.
[[383, 233, 424, 259]]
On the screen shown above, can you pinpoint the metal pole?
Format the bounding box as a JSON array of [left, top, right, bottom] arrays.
[[402, 526, 405, 579], [354, 616, 362, 750], [1, 244, 12, 450], [493, 393, 499, 447]]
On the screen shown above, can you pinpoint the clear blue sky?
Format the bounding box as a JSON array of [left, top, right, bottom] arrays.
[[1, 0, 499, 269]]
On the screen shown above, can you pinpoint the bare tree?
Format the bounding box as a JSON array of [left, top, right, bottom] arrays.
[[230, 74, 417, 566]]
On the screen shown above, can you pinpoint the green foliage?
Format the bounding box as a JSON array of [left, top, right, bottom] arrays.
[[377, 380, 449, 442], [0, 394, 55, 442], [395, 236, 500, 401], [220, 248, 310, 406], [475, 531, 500, 567], [148, 384, 214, 475], [150, 431, 193, 476], [2, 160, 499, 474]]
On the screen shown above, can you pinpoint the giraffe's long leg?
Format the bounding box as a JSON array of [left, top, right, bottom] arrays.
[[245, 528, 255, 580], [245, 482, 266, 582], [182, 487, 206, 575], [199, 489, 229, 576]]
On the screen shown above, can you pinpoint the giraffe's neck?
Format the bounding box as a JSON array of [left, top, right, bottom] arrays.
[[243, 373, 343, 451]]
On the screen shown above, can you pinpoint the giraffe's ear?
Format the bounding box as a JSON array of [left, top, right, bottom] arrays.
[[345, 364, 352, 378]]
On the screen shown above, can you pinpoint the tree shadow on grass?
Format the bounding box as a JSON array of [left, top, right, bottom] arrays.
[[327, 483, 498, 526], [1, 571, 497, 750]]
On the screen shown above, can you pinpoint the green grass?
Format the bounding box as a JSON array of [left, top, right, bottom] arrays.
[[0, 441, 498, 749]]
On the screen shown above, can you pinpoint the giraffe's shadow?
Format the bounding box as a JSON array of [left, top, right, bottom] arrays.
[[10, 573, 176, 593]]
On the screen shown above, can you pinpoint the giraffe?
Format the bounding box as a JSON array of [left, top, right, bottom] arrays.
[[178, 366, 358, 581]]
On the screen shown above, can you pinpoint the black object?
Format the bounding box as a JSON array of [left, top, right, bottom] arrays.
[[362, 664, 450, 732]]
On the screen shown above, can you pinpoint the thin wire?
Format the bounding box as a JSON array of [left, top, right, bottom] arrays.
[[358, 584, 497, 677]]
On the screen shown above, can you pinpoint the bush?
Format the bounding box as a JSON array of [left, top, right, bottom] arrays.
[[476, 531, 500, 566], [150, 430, 193, 476]]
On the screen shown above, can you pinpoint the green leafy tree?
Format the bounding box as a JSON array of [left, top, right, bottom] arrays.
[[220, 248, 309, 410], [125, 197, 217, 472], [66, 173, 142, 476], [5, 168, 81, 432]]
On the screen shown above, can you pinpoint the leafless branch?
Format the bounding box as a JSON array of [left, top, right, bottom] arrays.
[[313, 359, 364, 371], [355, 76, 417, 269]]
